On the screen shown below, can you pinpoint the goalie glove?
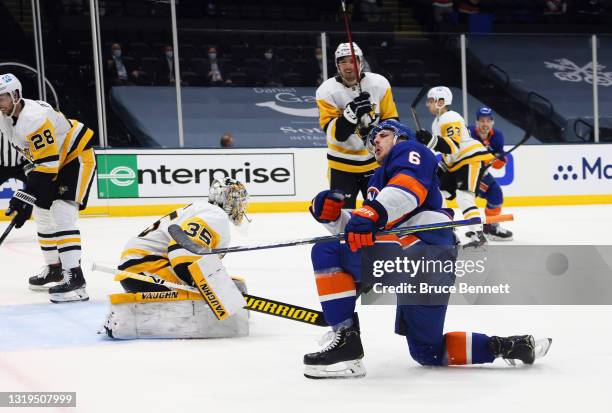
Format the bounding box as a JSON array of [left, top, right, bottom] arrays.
[[343, 92, 373, 126], [6, 190, 36, 228]]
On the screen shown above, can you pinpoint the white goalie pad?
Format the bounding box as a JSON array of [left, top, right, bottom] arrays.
[[188, 254, 246, 320], [103, 279, 249, 339]]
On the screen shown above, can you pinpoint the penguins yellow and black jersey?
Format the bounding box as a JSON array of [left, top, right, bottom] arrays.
[[5, 98, 95, 206], [431, 110, 494, 172], [316, 73, 399, 173], [118, 202, 231, 286], [9, 99, 94, 176]]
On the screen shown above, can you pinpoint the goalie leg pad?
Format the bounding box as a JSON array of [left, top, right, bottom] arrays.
[[188, 255, 246, 320], [103, 291, 249, 339]]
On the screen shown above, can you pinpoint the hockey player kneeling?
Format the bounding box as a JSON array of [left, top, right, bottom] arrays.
[[305, 120, 551, 379], [104, 178, 249, 339]]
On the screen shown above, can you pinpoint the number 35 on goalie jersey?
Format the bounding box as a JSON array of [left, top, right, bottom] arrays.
[[118, 202, 231, 284]]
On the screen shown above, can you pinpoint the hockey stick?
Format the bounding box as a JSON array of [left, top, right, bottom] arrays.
[[482, 113, 535, 175], [410, 85, 429, 131], [168, 214, 513, 256], [340, 0, 362, 94], [91, 263, 329, 327], [0, 218, 16, 247]]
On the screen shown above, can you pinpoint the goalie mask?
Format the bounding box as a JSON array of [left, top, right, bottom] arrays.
[[364, 119, 415, 155], [208, 178, 249, 226]]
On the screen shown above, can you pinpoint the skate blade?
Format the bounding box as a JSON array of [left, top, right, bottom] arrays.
[[484, 234, 513, 242], [50, 287, 89, 303], [534, 338, 552, 360], [29, 282, 61, 292], [304, 360, 366, 379]]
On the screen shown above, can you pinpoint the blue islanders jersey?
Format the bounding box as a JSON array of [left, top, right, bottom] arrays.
[[468, 126, 505, 156], [366, 140, 453, 246]]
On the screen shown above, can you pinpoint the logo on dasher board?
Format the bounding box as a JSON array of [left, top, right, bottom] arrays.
[[255, 90, 318, 117], [98, 166, 136, 186], [544, 58, 612, 86], [554, 157, 612, 181]]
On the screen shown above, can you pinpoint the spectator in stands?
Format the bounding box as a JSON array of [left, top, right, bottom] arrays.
[[220, 132, 234, 148], [260, 48, 283, 87], [157, 44, 176, 86], [306, 47, 325, 86], [201, 46, 232, 86], [105, 42, 143, 86], [360, 0, 381, 22], [432, 0, 454, 23]]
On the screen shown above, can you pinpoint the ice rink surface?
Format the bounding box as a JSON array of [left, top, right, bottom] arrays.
[[1, 205, 611, 413]]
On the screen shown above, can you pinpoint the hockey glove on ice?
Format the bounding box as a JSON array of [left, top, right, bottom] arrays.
[[310, 190, 345, 223], [343, 92, 373, 126], [6, 190, 36, 228], [345, 200, 387, 252]]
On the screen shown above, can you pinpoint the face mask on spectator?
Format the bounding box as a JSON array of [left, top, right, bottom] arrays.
[[315, 53, 322, 61], [208, 52, 217, 60], [113, 49, 122, 58], [264, 52, 273, 60], [166, 51, 173, 59]]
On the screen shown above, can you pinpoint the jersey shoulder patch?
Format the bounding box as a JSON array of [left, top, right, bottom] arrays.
[[15, 99, 49, 138]]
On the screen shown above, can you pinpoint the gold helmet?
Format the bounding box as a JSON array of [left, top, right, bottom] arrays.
[[208, 178, 249, 225]]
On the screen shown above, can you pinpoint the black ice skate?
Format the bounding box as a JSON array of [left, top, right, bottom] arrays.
[[303, 315, 365, 379], [489, 335, 552, 366], [483, 223, 513, 241], [49, 266, 89, 303], [28, 264, 64, 291], [464, 230, 487, 248]]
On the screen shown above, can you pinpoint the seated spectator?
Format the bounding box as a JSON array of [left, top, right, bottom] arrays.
[[200, 46, 232, 86], [305, 47, 325, 86], [220, 132, 234, 148], [157, 44, 176, 85], [105, 42, 144, 86], [260, 48, 283, 87]]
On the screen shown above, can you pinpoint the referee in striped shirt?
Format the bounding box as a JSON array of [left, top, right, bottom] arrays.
[[0, 128, 27, 186]]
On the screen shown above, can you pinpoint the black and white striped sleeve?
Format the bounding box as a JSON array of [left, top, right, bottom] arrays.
[[0, 130, 26, 167]]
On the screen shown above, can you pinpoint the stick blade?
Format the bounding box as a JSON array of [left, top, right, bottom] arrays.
[[168, 224, 210, 255]]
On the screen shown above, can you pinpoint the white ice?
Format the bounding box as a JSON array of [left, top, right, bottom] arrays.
[[1, 205, 611, 413]]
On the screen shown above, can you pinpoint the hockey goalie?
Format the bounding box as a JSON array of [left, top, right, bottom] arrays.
[[103, 178, 250, 339]]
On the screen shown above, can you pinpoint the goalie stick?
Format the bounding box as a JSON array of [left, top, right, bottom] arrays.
[[168, 215, 514, 256], [91, 263, 329, 327]]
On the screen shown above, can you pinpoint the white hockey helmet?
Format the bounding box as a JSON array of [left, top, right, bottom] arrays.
[[335, 42, 364, 72], [427, 86, 453, 107], [0, 73, 23, 106], [209, 177, 249, 226]]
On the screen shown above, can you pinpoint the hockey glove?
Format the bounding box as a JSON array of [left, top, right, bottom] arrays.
[[6, 190, 36, 228], [492, 157, 507, 169], [415, 129, 433, 146], [310, 190, 345, 223], [344, 200, 387, 252], [343, 92, 373, 125]]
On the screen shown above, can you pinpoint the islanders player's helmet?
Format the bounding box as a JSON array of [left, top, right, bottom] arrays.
[[476, 106, 494, 120], [364, 119, 415, 155], [208, 178, 249, 226]]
